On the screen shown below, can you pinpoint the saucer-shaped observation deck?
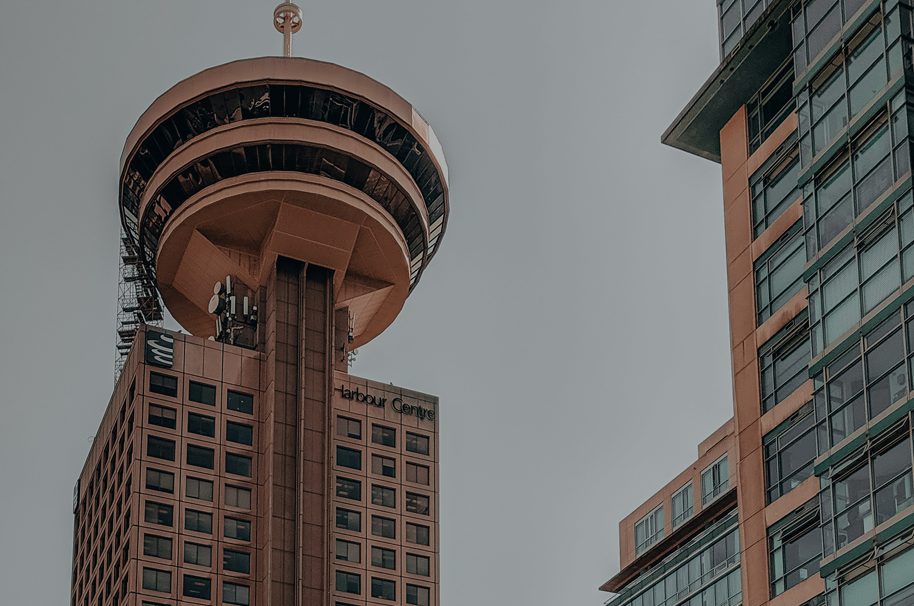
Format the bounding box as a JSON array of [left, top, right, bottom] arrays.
[[119, 57, 449, 347]]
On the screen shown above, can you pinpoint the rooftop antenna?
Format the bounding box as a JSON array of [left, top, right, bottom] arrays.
[[273, 3, 303, 57]]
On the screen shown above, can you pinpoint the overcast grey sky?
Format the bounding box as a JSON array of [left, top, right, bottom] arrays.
[[0, 1, 730, 604]]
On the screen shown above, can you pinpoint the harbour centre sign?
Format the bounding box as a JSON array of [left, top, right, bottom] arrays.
[[335, 384, 436, 422]]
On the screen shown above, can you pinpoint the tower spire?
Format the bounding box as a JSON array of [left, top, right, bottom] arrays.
[[273, 2, 303, 57]]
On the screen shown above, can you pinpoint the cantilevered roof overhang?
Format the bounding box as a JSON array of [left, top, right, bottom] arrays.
[[662, 0, 792, 162], [599, 488, 737, 595]]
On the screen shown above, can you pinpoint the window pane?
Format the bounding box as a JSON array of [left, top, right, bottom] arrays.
[[406, 432, 430, 455], [226, 452, 252, 477], [188, 381, 216, 405], [149, 372, 178, 397], [184, 542, 212, 566], [372, 425, 396, 447], [226, 421, 253, 445], [147, 436, 175, 461], [148, 404, 177, 429], [185, 509, 213, 534], [227, 390, 254, 414], [840, 570, 878, 606], [187, 412, 215, 437], [182, 575, 211, 600], [187, 444, 215, 469], [224, 517, 252, 541], [337, 446, 362, 470]]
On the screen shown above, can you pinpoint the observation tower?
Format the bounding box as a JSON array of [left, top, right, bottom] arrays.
[[72, 6, 449, 606], [117, 2, 449, 355]]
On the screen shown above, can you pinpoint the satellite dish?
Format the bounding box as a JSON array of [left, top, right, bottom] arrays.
[[213, 281, 224, 295], [208, 294, 225, 315]]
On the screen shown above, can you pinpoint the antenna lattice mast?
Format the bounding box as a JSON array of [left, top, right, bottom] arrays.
[[115, 231, 163, 378]]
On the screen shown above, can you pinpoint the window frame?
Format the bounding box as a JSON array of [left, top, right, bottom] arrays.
[[634, 504, 665, 556]]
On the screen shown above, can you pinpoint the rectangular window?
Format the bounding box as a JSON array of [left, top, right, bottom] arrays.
[[814, 308, 914, 452], [755, 221, 805, 325], [182, 575, 211, 600], [224, 517, 251, 542], [142, 567, 171, 593], [149, 372, 177, 397], [223, 549, 250, 573], [372, 454, 396, 478], [802, 94, 911, 259], [371, 577, 396, 601], [187, 444, 215, 469], [406, 584, 430, 606], [188, 381, 216, 405], [719, 0, 744, 56], [148, 404, 176, 429], [145, 468, 174, 493], [371, 546, 397, 570], [372, 516, 396, 539], [406, 432, 430, 455], [226, 452, 252, 477], [671, 483, 694, 528], [791, 0, 866, 76], [187, 412, 215, 437], [227, 390, 253, 414], [184, 542, 212, 567], [765, 403, 819, 503], [185, 509, 213, 534], [337, 446, 362, 470], [769, 499, 821, 596], [747, 58, 794, 154], [869, 545, 914, 604], [809, 197, 914, 357], [336, 539, 360, 563], [406, 553, 430, 577], [147, 435, 175, 461], [407, 522, 430, 546], [336, 508, 361, 532], [702, 456, 730, 505], [223, 582, 250, 606], [372, 485, 396, 508], [406, 462, 430, 485], [226, 421, 253, 445], [336, 571, 361, 595], [406, 492, 430, 515], [143, 534, 172, 560], [827, 427, 913, 550], [760, 318, 811, 412], [795, 13, 900, 165], [372, 424, 397, 448], [144, 501, 173, 527], [336, 477, 362, 501], [751, 138, 800, 238], [225, 485, 252, 510], [337, 416, 361, 440], [634, 505, 664, 555], [186, 476, 214, 502], [872, 433, 914, 527]]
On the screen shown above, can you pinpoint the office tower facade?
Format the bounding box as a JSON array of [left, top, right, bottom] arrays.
[[71, 8, 449, 606], [602, 2, 914, 606]]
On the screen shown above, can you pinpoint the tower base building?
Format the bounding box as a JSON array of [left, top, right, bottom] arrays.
[[73, 325, 439, 606]]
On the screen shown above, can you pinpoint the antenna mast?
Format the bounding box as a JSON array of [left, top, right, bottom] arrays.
[[273, 3, 303, 57]]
